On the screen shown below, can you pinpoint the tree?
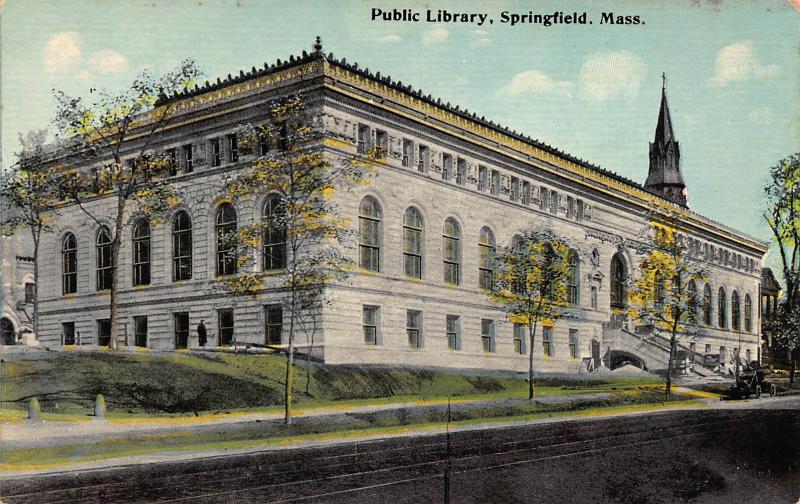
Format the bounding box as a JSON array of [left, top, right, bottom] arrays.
[[52, 61, 201, 350], [764, 153, 800, 385], [0, 130, 66, 341], [489, 229, 572, 399], [627, 216, 705, 399], [224, 95, 374, 424]]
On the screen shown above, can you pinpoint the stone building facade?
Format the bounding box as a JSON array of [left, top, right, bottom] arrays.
[[33, 47, 768, 373], [1, 231, 35, 345]]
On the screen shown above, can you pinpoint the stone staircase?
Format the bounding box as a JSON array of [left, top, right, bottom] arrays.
[[601, 319, 722, 377]]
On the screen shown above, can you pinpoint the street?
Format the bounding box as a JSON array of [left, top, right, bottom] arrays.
[[1, 397, 798, 503]]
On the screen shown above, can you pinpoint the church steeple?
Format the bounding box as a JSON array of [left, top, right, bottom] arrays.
[[645, 74, 687, 206]]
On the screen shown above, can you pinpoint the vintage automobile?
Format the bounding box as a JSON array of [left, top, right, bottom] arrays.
[[726, 367, 778, 399]]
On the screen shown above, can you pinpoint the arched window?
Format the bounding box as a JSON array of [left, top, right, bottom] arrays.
[[62, 233, 78, 295], [703, 283, 712, 325], [566, 250, 580, 304], [687, 280, 698, 319], [610, 253, 626, 309], [172, 211, 192, 281], [478, 227, 495, 291], [731, 291, 740, 331], [744, 294, 752, 332], [443, 218, 461, 285], [359, 197, 381, 272], [262, 195, 286, 271], [215, 204, 237, 276], [718, 287, 727, 329], [96, 228, 112, 291], [132, 220, 151, 286], [403, 207, 423, 278]]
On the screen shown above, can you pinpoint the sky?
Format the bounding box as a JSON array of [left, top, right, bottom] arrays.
[[1, 0, 798, 272]]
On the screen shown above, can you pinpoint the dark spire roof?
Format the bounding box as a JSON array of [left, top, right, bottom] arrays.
[[646, 74, 687, 206], [654, 73, 675, 143]]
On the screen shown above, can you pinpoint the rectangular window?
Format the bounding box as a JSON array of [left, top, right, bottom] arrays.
[[446, 315, 460, 351], [540, 187, 548, 211], [183, 144, 194, 173], [134, 316, 148, 348], [719, 346, 727, 363], [265, 305, 282, 345], [25, 282, 35, 304], [357, 124, 370, 154], [490, 170, 500, 195], [576, 199, 584, 220], [510, 177, 519, 201], [522, 181, 531, 205], [567, 197, 575, 219], [418, 144, 430, 173], [513, 323, 526, 354], [478, 165, 488, 191], [62, 322, 75, 346], [402, 139, 413, 167], [542, 326, 553, 357], [481, 319, 495, 353], [174, 312, 189, 349], [568, 329, 579, 359], [442, 154, 452, 181], [456, 158, 466, 185], [407, 310, 422, 348], [550, 190, 559, 214], [97, 319, 111, 347], [210, 138, 221, 167], [591, 286, 598, 309], [227, 134, 238, 163], [218, 308, 234, 346], [167, 148, 178, 176], [705, 344, 711, 355], [363, 306, 378, 345], [375, 130, 388, 159]]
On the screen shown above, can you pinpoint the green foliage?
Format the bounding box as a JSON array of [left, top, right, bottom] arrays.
[[764, 153, 800, 359], [222, 95, 374, 303], [627, 220, 705, 334], [50, 61, 202, 350], [490, 228, 573, 328]]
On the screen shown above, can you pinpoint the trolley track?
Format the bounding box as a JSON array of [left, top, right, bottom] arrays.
[[2, 409, 796, 503]]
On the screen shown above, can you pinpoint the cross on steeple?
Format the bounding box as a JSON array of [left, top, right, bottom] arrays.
[[662, 72, 666, 91]]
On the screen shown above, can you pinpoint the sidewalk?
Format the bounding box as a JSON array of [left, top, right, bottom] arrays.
[[6, 387, 800, 481], [1, 392, 614, 450]]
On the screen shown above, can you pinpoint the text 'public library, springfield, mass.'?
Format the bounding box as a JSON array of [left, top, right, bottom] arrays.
[[31, 44, 766, 373]]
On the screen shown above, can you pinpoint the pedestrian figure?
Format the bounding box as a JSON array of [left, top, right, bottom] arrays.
[[197, 320, 207, 347]]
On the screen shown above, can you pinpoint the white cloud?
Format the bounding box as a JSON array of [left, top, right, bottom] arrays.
[[749, 107, 774, 124], [88, 50, 128, 75], [423, 27, 449, 45], [580, 50, 647, 101], [501, 70, 574, 97], [709, 40, 780, 87], [43, 32, 81, 74]]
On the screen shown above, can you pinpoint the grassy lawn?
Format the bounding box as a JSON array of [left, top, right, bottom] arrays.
[[0, 389, 700, 470], [0, 352, 661, 419]]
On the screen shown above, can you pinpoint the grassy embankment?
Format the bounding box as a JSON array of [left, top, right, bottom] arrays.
[[0, 351, 664, 420]]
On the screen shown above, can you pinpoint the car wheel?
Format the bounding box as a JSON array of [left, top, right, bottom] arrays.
[[755, 385, 762, 399], [770, 384, 777, 397]]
